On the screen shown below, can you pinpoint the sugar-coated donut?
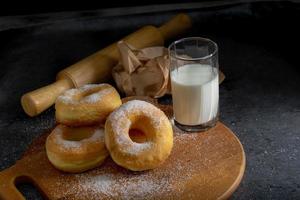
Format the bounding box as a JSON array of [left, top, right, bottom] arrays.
[[105, 100, 173, 171], [46, 124, 109, 173], [55, 84, 122, 126]]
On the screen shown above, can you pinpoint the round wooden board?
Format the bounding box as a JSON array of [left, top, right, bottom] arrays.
[[0, 97, 245, 200]]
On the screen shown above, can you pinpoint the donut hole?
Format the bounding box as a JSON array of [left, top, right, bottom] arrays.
[[61, 126, 95, 141], [129, 116, 155, 144], [129, 129, 147, 143]]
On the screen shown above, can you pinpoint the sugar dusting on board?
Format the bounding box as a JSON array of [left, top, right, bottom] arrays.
[[48, 130, 209, 200], [50, 100, 210, 200], [47, 127, 215, 200], [33, 99, 239, 200], [76, 173, 170, 199]]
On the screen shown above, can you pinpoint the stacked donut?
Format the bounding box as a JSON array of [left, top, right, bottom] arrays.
[[46, 84, 122, 173], [46, 84, 173, 173]]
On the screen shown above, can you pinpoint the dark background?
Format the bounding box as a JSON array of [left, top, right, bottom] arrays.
[[1, 0, 300, 199], [2, 0, 212, 16], [0, 0, 265, 16]]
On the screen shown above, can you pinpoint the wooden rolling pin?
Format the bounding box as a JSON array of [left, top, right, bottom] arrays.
[[21, 13, 191, 117]]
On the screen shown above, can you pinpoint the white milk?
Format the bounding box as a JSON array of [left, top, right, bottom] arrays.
[[171, 64, 219, 125]]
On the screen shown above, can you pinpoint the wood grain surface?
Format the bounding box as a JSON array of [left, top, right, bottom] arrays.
[[0, 97, 245, 200]]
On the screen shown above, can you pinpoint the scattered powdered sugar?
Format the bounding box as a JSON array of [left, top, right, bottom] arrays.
[[84, 174, 114, 195], [48, 124, 230, 200], [75, 172, 173, 200], [56, 84, 114, 105], [64, 132, 204, 199], [45, 104, 236, 200]]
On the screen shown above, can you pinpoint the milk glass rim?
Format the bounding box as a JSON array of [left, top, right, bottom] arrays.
[[168, 37, 218, 61]]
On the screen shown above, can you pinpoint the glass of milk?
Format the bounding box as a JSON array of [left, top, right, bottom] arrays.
[[168, 37, 219, 132]]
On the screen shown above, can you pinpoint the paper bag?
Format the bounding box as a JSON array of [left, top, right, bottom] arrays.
[[112, 41, 225, 98], [112, 41, 170, 98]]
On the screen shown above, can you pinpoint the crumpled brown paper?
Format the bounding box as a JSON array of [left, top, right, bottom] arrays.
[[112, 41, 170, 98], [112, 41, 225, 98]]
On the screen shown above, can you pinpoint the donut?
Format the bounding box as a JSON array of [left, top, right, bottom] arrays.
[[46, 124, 109, 173], [105, 100, 173, 171], [55, 84, 122, 126]]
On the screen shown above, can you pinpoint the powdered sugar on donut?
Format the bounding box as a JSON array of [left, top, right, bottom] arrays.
[[126, 142, 152, 155], [82, 88, 113, 104], [56, 84, 114, 105], [53, 126, 105, 151], [107, 100, 167, 155], [108, 100, 165, 131], [56, 89, 79, 104]]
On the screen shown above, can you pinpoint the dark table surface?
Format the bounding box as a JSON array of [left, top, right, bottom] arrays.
[[1, 1, 300, 199]]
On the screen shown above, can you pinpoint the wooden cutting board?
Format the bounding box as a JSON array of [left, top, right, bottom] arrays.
[[0, 97, 245, 200]]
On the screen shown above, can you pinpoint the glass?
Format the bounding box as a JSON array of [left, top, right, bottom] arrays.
[[168, 37, 219, 132]]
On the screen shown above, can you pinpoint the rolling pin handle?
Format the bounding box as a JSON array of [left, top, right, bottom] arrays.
[[21, 13, 192, 117], [21, 79, 74, 116], [158, 13, 192, 40]]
